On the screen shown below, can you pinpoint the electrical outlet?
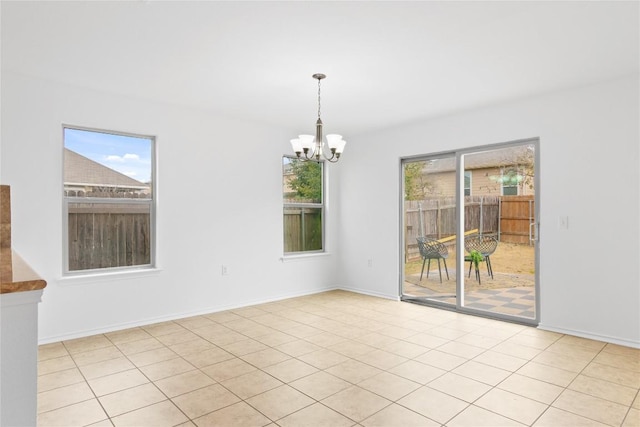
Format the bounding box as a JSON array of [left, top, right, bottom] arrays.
[[367, 259, 373, 268], [221, 265, 228, 276]]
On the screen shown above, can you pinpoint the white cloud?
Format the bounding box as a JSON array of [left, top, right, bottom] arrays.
[[123, 171, 138, 177], [105, 153, 140, 162]]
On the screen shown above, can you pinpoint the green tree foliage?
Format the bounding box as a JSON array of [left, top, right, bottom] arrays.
[[404, 161, 432, 200], [497, 144, 535, 191], [515, 145, 536, 191], [289, 160, 322, 202]]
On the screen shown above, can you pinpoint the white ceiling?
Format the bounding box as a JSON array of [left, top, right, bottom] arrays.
[[2, 1, 638, 137]]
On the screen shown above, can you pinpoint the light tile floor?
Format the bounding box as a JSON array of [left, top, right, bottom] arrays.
[[37, 290, 640, 427]]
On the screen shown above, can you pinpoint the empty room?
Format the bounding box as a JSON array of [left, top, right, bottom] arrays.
[[1, 1, 638, 426]]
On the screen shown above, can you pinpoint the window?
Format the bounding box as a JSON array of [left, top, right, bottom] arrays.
[[283, 157, 323, 253], [63, 126, 155, 273], [464, 171, 472, 196], [502, 167, 521, 196]]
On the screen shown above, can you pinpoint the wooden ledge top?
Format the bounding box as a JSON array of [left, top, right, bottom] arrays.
[[1, 249, 47, 294]]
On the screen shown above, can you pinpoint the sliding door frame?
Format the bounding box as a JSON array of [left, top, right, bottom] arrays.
[[400, 138, 540, 326]]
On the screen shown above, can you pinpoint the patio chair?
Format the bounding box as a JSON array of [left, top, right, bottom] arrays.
[[464, 235, 498, 280], [416, 237, 449, 283]]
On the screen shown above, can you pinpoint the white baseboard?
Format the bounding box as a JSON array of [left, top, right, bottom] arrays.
[[538, 323, 640, 349], [40, 285, 639, 350], [336, 285, 399, 301], [38, 286, 339, 345]]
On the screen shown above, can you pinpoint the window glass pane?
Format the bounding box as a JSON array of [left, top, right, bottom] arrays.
[[464, 171, 471, 196], [283, 157, 322, 204], [503, 186, 518, 196], [64, 128, 153, 198], [68, 202, 151, 271], [64, 127, 155, 273], [283, 156, 324, 254], [283, 207, 322, 252], [404, 157, 457, 199]]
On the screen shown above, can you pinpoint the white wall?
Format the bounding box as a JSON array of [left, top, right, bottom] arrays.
[[1, 71, 341, 343], [3, 71, 638, 347], [338, 75, 640, 347]]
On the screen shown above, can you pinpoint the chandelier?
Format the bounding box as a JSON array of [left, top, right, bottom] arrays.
[[290, 73, 346, 163]]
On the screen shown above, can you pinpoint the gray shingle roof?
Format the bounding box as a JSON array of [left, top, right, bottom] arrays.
[[424, 145, 534, 173], [64, 148, 148, 189]]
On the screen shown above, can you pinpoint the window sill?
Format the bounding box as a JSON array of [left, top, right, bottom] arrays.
[[58, 267, 162, 286], [280, 252, 331, 262]]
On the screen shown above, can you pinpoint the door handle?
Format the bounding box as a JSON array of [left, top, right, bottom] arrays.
[[529, 222, 539, 243]]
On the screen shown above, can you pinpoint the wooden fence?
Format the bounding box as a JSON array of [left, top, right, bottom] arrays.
[[66, 194, 534, 268], [405, 195, 536, 261], [499, 195, 535, 244], [284, 208, 322, 252], [405, 196, 500, 261], [68, 204, 150, 271]]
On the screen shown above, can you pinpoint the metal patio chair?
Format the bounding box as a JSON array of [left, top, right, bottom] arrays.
[[464, 235, 498, 281], [416, 237, 450, 283]]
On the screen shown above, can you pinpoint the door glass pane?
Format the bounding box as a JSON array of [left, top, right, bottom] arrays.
[[403, 157, 457, 306], [461, 144, 536, 320]]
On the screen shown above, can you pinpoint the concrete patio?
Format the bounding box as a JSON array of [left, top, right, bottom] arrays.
[[404, 269, 536, 319]]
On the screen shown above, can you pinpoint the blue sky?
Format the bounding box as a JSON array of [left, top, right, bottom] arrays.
[[64, 128, 153, 183]]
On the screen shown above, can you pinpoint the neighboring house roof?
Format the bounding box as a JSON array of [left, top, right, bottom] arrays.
[[64, 148, 148, 190], [425, 145, 534, 173]]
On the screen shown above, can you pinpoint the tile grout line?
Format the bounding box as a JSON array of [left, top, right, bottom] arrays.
[[36, 292, 639, 427], [533, 340, 626, 427], [105, 328, 195, 426]]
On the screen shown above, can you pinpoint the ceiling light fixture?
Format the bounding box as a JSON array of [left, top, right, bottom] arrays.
[[290, 73, 346, 163]]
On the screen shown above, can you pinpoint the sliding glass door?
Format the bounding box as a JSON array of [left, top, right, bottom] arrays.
[[401, 140, 539, 324], [402, 155, 458, 308]]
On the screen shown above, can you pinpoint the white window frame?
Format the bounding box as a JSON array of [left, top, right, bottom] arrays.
[[62, 125, 156, 275], [282, 156, 325, 255], [501, 167, 520, 196]]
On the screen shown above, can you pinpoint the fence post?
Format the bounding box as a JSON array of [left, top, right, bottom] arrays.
[[301, 209, 306, 251], [480, 196, 484, 237], [436, 199, 441, 240], [498, 198, 502, 241]]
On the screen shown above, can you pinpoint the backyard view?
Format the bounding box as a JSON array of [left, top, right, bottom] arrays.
[[403, 144, 537, 320], [283, 158, 324, 253], [63, 128, 154, 272]]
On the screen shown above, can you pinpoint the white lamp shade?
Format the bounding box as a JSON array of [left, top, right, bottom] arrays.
[[298, 134, 315, 150], [290, 138, 302, 153], [325, 134, 343, 149], [326, 134, 346, 154]]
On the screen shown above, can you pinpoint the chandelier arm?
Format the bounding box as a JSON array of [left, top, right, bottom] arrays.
[[298, 147, 339, 163], [302, 147, 316, 162], [320, 147, 337, 162]]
